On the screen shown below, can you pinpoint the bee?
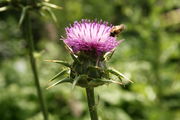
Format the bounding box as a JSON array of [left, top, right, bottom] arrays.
[[110, 24, 125, 37]]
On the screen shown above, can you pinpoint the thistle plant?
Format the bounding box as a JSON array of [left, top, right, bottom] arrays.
[[47, 19, 132, 120], [0, 0, 62, 120]]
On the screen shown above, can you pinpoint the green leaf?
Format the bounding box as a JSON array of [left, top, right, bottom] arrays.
[[92, 78, 123, 85], [42, 2, 63, 10], [46, 77, 71, 89], [107, 68, 133, 83], [44, 60, 71, 67], [0, 6, 10, 12], [70, 54, 80, 63], [49, 69, 69, 82], [42, 6, 57, 23], [18, 6, 30, 27], [104, 50, 115, 61], [88, 66, 102, 72], [64, 43, 80, 63], [100, 79, 123, 85], [72, 75, 81, 89], [88, 66, 101, 69], [64, 43, 73, 53], [39, 10, 46, 17]]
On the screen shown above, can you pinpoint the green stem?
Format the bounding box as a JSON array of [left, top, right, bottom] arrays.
[[23, 12, 48, 120], [86, 88, 98, 120]]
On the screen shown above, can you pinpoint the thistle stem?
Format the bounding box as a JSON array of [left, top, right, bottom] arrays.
[[23, 12, 48, 120], [86, 88, 98, 120]]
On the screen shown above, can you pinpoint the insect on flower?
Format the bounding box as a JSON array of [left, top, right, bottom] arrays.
[[110, 24, 126, 37]]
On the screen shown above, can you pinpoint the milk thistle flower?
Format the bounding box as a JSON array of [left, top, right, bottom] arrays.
[[63, 19, 121, 56], [46, 19, 132, 120]]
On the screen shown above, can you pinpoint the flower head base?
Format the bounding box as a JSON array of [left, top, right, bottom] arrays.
[[62, 19, 122, 56]]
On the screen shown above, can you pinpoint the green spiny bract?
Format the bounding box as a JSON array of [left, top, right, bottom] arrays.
[[46, 51, 131, 89], [70, 52, 110, 88]]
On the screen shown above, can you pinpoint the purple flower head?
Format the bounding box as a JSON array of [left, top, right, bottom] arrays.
[[62, 19, 123, 56]]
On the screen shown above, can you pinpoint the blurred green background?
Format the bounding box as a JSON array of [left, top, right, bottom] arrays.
[[0, 0, 180, 120]]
